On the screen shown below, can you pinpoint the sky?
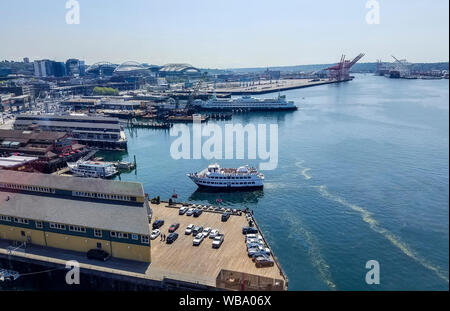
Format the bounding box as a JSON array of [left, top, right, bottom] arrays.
[[0, 0, 448, 68]]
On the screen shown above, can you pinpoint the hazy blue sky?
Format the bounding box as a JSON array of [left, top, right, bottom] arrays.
[[1, 0, 448, 68]]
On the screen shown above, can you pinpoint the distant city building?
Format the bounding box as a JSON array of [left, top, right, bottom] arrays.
[[85, 62, 117, 77], [23, 57, 30, 63], [33, 60, 53, 77], [158, 63, 201, 77], [113, 61, 151, 77], [52, 61, 66, 77], [66, 58, 86, 77]]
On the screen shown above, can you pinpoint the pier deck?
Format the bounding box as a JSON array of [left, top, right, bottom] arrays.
[[209, 78, 348, 95], [0, 202, 287, 290]]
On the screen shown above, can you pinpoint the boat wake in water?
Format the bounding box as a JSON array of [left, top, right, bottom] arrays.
[[282, 210, 337, 290], [315, 184, 449, 283], [295, 161, 312, 180]]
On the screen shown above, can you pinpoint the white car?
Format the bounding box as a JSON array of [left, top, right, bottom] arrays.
[[202, 227, 211, 237], [193, 233, 205, 246], [150, 229, 160, 240], [209, 229, 219, 239], [185, 224, 194, 235], [186, 208, 194, 216]]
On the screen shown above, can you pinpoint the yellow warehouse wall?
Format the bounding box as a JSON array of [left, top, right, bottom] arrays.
[[0, 225, 150, 263], [111, 241, 151, 262], [0, 224, 46, 246], [45, 232, 112, 254]]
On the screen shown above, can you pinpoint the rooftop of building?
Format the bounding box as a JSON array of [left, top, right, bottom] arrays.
[[15, 114, 119, 123], [0, 191, 149, 235], [0, 155, 38, 168], [0, 170, 144, 198], [14, 120, 121, 131], [0, 129, 68, 141]]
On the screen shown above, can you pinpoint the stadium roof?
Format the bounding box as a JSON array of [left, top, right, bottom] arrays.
[[159, 63, 201, 73]]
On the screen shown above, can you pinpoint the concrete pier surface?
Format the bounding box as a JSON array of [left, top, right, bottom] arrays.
[[208, 78, 349, 95]]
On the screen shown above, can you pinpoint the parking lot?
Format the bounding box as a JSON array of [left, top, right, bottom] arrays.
[[148, 202, 286, 287]]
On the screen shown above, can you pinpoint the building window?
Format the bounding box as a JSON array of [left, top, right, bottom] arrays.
[[0, 215, 11, 222], [132, 234, 138, 240], [94, 229, 102, 238], [141, 235, 149, 245], [35, 221, 43, 229], [14, 217, 29, 224], [110, 231, 128, 239], [49, 222, 66, 230], [69, 225, 86, 233], [96, 242, 102, 249]]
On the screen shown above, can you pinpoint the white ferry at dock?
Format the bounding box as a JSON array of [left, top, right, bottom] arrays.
[[67, 160, 119, 178], [193, 94, 297, 111], [187, 164, 264, 190]]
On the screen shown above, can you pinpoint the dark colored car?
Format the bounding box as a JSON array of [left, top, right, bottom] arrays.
[[221, 212, 230, 222], [193, 209, 203, 217], [168, 223, 180, 233], [192, 225, 203, 236], [152, 219, 164, 229], [242, 226, 258, 235], [87, 249, 111, 262], [166, 232, 179, 244], [255, 256, 274, 268]]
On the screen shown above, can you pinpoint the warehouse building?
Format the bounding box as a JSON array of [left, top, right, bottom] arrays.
[[13, 114, 127, 150], [0, 171, 151, 262]]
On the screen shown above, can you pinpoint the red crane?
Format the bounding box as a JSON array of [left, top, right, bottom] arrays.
[[326, 53, 365, 81]]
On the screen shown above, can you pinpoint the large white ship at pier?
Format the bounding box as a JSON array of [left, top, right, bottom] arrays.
[[193, 94, 297, 111], [187, 164, 264, 190]]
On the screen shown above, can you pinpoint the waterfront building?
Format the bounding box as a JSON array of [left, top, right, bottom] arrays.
[[59, 98, 100, 110], [0, 171, 151, 262], [13, 114, 127, 150], [0, 129, 76, 158]]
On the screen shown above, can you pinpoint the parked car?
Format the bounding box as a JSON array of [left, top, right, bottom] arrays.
[[166, 232, 179, 244], [152, 219, 164, 229], [246, 242, 263, 250], [255, 256, 275, 268], [186, 208, 195, 216], [252, 252, 271, 262], [192, 225, 203, 236], [247, 247, 263, 257], [150, 229, 161, 240], [209, 229, 219, 239], [221, 212, 230, 222], [242, 226, 258, 234], [193, 233, 205, 246], [87, 249, 111, 262], [185, 224, 195, 235], [168, 223, 180, 233], [212, 234, 224, 249], [179, 207, 188, 215], [202, 227, 211, 237], [193, 209, 203, 217]]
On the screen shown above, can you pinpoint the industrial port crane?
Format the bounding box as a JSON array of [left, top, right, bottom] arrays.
[[326, 53, 365, 81]]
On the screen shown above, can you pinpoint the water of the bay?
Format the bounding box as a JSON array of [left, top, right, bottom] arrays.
[[101, 74, 449, 290]]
